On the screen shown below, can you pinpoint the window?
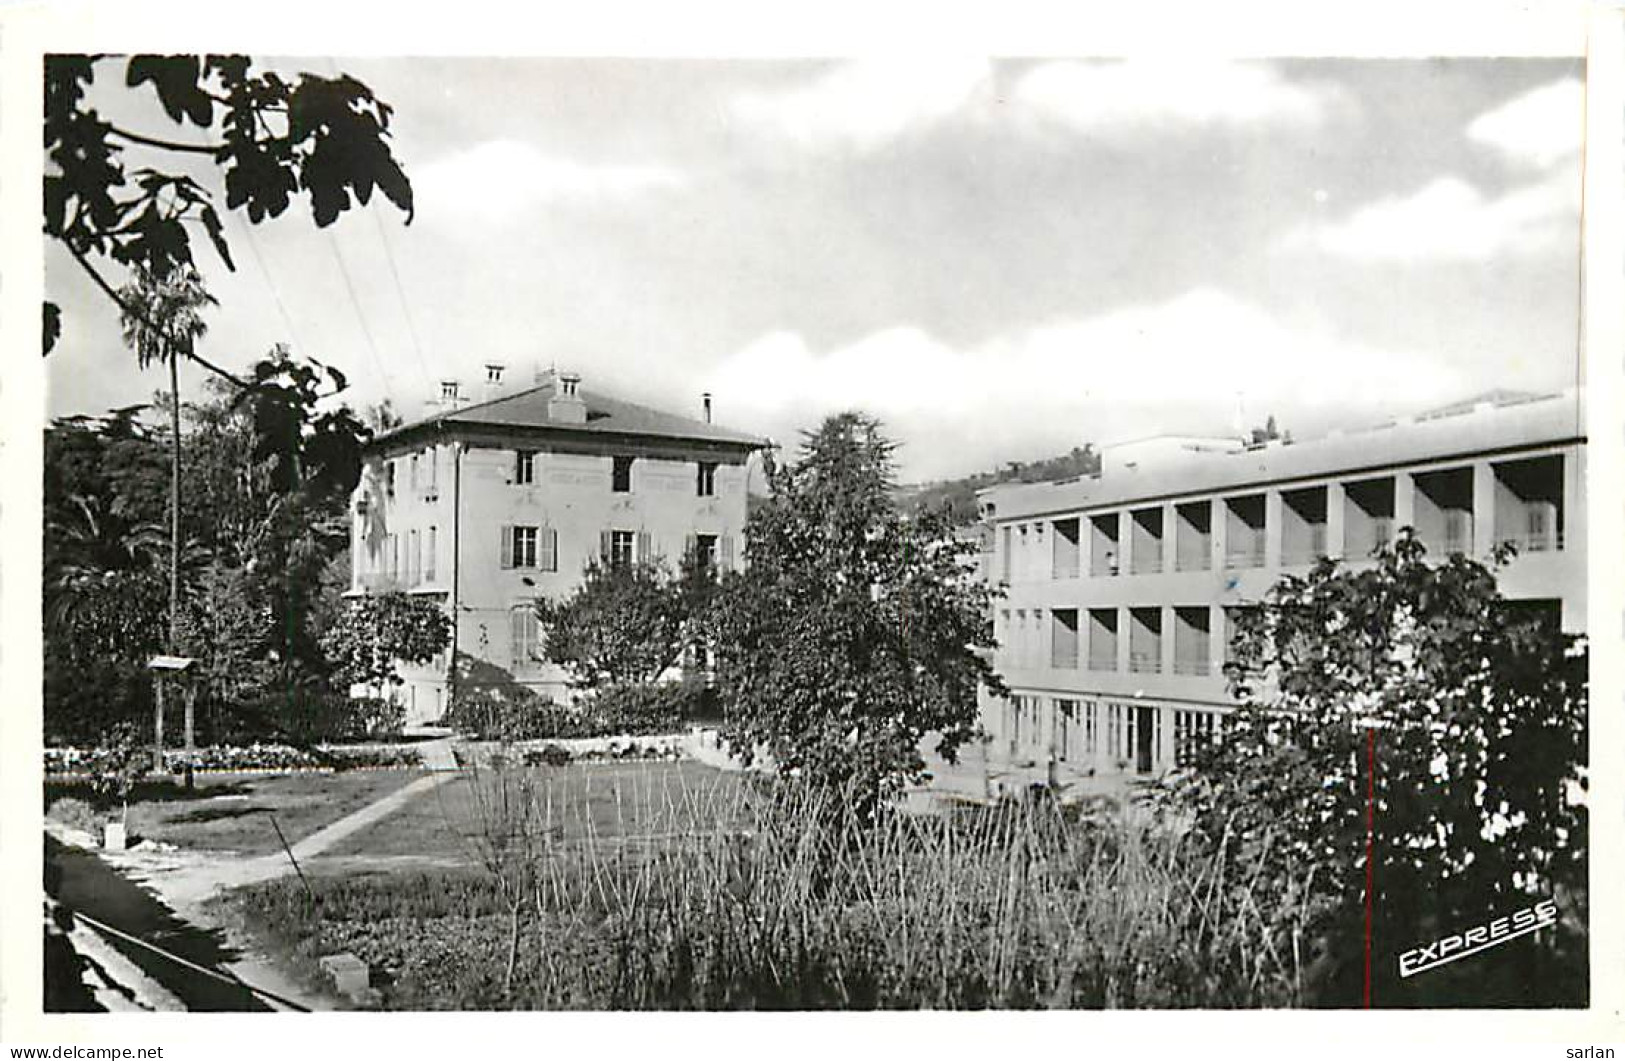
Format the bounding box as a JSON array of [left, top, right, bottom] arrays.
[[384, 461, 396, 499], [501, 525, 557, 571], [612, 456, 634, 493], [697, 462, 717, 497], [605, 529, 636, 569], [689, 533, 719, 573], [408, 529, 420, 583], [515, 450, 536, 486], [510, 607, 539, 669], [426, 526, 438, 581], [512, 526, 537, 568], [1083, 700, 1098, 755], [409, 454, 419, 492]]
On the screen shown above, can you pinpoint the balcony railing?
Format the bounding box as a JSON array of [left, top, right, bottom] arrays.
[[1129, 652, 1163, 674], [1130, 552, 1165, 574], [1087, 654, 1118, 672], [1225, 544, 1265, 569], [1497, 530, 1565, 554], [1175, 550, 1211, 572], [1172, 658, 1211, 676], [1051, 647, 1080, 670], [1089, 557, 1121, 577]]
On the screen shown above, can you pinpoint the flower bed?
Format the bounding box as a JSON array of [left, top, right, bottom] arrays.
[[44, 741, 428, 778]]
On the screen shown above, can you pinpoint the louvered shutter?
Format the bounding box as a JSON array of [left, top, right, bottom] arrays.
[[720, 535, 735, 571], [500, 526, 514, 569], [541, 527, 558, 572], [637, 530, 652, 561], [600, 529, 612, 562]]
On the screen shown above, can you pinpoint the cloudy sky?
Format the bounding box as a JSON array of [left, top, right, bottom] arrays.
[[45, 56, 1584, 482]]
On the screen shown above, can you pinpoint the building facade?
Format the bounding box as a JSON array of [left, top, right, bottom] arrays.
[[975, 392, 1587, 788], [348, 368, 767, 725]]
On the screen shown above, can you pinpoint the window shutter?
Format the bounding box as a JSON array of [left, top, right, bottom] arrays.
[[684, 534, 697, 561], [542, 527, 558, 572], [637, 530, 652, 561], [510, 608, 525, 665], [600, 529, 612, 562], [500, 526, 514, 569], [720, 535, 735, 570]]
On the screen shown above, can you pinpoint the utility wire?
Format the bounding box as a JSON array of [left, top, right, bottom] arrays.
[[324, 226, 397, 407], [370, 202, 435, 398]]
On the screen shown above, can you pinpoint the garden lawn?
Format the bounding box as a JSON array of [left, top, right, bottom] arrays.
[[47, 770, 426, 857], [323, 759, 748, 863]]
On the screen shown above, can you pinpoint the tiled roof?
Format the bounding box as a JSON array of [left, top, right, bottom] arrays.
[[374, 377, 769, 450]]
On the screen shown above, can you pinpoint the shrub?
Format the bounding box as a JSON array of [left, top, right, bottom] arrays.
[[588, 682, 701, 735], [522, 744, 572, 768], [46, 796, 100, 835]]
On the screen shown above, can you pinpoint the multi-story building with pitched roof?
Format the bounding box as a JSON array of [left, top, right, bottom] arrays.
[[974, 390, 1586, 790], [348, 366, 768, 724]]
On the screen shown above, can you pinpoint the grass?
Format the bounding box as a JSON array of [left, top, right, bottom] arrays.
[[226, 766, 1318, 1010], [46, 770, 424, 857], [323, 759, 748, 863]]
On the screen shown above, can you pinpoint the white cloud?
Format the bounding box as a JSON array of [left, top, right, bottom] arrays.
[[411, 140, 684, 222], [1010, 59, 1345, 142], [706, 290, 1466, 480], [729, 58, 992, 152], [1467, 78, 1583, 170], [1283, 166, 1579, 262]]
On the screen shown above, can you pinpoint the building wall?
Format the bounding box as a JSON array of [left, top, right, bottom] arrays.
[[977, 433, 1587, 788], [352, 435, 752, 724]]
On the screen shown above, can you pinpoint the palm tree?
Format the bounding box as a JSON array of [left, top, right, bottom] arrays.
[[117, 265, 215, 655]]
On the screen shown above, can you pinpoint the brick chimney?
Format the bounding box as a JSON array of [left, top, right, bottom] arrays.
[[547, 371, 587, 424]]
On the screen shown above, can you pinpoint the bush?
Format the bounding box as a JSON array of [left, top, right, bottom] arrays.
[[46, 796, 100, 835], [522, 744, 572, 768], [588, 682, 703, 735]]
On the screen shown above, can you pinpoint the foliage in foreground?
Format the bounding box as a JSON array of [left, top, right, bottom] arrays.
[[1165, 529, 1588, 1006], [232, 777, 1326, 1011]]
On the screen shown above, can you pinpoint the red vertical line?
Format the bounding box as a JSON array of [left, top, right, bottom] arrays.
[[1364, 725, 1375, 1008]]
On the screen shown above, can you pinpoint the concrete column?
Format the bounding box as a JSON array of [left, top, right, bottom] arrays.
[[1117, 511, 1133, 577], [1160, 605, 1176, 675], [1078, 514, 1093, 578], [1159, 703, 1177, 773], [1326, 480, 1347, 561], [1394, 471, 1415, 534], [1473, 461, 1497, 558], [1211, 498, 1228, 571], [1264, 490, 1284, 569], [1210, 603, 1226, 676], [1163, 502, 1178, 574], [1115, 607, 1131, 674]]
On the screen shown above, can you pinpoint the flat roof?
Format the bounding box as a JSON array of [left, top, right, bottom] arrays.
[[981, 391, 1584, 522]]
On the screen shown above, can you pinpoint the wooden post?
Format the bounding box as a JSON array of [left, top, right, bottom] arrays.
[[183, 683, 197, 790], [153, 675, 166, 773]]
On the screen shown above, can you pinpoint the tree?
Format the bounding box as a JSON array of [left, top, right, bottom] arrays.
[[45, 54, 412, 361], [321, 591, 452, 694], [1167, 529, 1587, 1006], [709, 413, 1005, 812], [535, 554, 713, 690], [118, 263, 214, 655]]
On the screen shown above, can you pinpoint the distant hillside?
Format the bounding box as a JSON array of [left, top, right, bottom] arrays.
[[897, 445, 1103, 526]]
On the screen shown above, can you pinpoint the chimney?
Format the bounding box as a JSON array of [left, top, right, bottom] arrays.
[[482, 363, 506, 403], [547, 370, 587, 424], [702, 392, 713, 424], [436, 379, 461, 411]]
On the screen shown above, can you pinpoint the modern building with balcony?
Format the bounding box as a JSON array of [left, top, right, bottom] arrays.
[[975, 391, 1586, 789], [347, 366, 768, 725]]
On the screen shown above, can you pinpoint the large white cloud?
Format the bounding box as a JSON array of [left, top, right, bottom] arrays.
[[410, 139, 685, 222], [705, 289, 1469, 481], [1466, 78, 1583, 170], [728, 58, 993, 152], [1282, 166, 1578, 263], [1010, 59, 1347, 142]]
